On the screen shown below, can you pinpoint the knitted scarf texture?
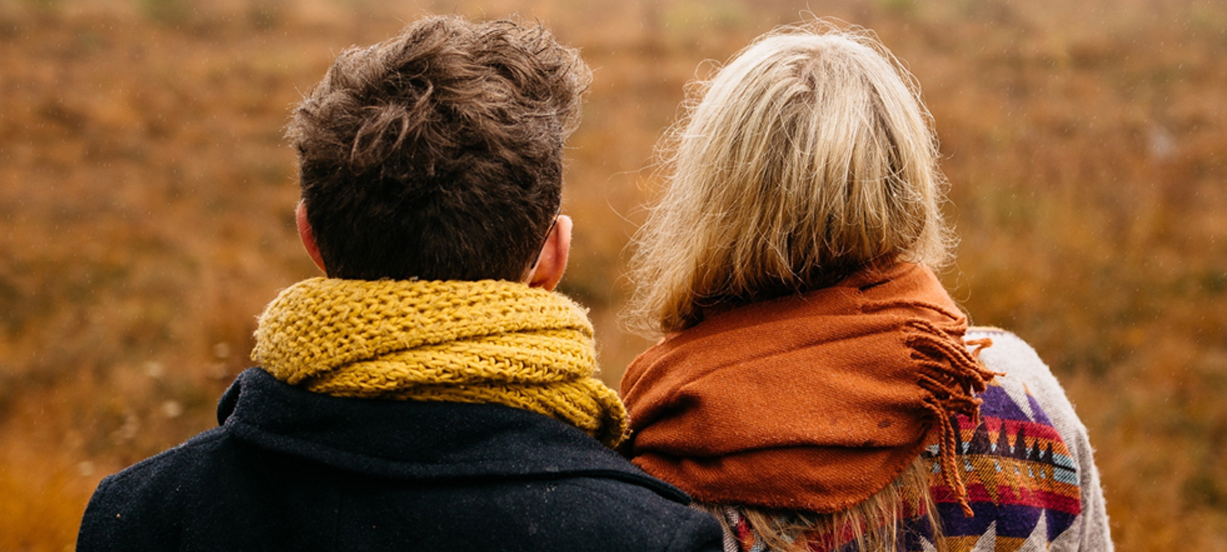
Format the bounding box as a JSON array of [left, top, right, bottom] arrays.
[[621, 263, 997, 516], [252, 278, 628, 448]]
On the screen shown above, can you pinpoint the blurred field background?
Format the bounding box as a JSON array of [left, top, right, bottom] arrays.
[[0, 0, 1224, 549]]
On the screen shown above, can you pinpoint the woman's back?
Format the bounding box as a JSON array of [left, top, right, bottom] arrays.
[[709, 329, 1111, 552], [619, 21, 1112, 552]]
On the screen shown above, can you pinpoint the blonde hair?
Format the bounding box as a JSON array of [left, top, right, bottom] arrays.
[[699, 456, 946, 552], [627, 22, 954, 335]]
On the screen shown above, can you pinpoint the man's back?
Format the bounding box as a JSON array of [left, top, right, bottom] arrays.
[[79, 369, 721, 551], [77, 15, 723, 551]]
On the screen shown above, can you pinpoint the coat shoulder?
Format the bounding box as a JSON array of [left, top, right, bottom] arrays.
[[77, 428, 234, 551], [548, 476, 723, 551]]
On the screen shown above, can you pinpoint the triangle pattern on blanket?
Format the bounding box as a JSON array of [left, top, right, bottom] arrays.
[[928, 378, 1082, 552]]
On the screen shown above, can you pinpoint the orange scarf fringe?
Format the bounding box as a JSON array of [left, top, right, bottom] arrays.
[[622, 263, 999, 517]]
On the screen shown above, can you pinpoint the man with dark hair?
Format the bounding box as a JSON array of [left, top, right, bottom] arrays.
[[77, 16, 722, 552]]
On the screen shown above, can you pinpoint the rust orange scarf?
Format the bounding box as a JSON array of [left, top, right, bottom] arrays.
[[620, 263, 996, 516]]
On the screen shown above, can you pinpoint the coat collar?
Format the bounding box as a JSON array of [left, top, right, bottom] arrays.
[[218, 369, 688, 503]]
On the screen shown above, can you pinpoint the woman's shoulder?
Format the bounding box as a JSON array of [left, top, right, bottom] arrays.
[[941, 327, 1113, 551], [960, 326, 1089, 465], [965, 326, 1048, 375], [964, 327, 1082, 433]]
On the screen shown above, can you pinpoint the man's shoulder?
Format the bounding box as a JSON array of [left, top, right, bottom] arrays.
[[376, 473, 722, 552], [94, 427, 232, 498], [79, 373, 724, 552], [120, 426, 230, 469], [77, 427, 237, 551], [549, 476, 723, 538], [545, 486, 722, 552]]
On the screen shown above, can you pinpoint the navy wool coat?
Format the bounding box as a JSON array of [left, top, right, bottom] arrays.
[[77, 369, 723, 552]]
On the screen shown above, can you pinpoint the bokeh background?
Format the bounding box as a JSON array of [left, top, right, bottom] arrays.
[[1, 0, 1225, 549]]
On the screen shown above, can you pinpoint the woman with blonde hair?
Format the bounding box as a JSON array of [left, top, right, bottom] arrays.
[[620, 23, 1113, 552]]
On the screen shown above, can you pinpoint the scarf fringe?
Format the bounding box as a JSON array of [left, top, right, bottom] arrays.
[[621, 263, 1000, 515], [907, 322, 1000, 517]]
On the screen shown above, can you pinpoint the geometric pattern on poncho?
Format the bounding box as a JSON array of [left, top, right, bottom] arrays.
[[724, 377, 1083, 552], [928, 378, 1083, 552]]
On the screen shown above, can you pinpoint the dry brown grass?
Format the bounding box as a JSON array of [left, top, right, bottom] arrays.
[[1, 0, 1224, 550]]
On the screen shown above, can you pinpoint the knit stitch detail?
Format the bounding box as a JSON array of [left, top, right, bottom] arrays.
[[252, 278, 628, 448]]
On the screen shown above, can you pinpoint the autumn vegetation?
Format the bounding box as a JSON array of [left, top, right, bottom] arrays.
[[1, 0, 1225, 549]]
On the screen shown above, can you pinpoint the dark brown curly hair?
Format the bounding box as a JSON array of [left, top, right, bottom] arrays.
[[287, 16, 590, 281]]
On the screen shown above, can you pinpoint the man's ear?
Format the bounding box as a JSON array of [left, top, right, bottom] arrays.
[[296, 201, 327, 274], [525, 214, 571, 291]]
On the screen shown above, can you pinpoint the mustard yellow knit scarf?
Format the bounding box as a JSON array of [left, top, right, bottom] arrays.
[[251, 277, 627, 448]]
